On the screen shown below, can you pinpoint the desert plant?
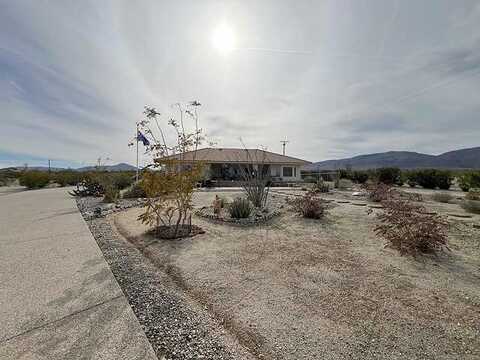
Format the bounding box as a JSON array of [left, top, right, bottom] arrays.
[[335, 178, 353, 190], [351, 170, 369, 184], [19, 171, 51, 189], [313, 180, 330, 193], [236, 148, 270, 208], [466, 188, 480, 201], [53, 170, 83, 187], [111, 172, 135, 190], [69, 173, 105, 197], [374, 198, 449, 256], [431, 192, 453, 203], [461, 200, 480, 214], [136, 103, 205, 238], [363, 182, 397, 203], [414, 169, 452, 189], [376, 167, 402, 185], [228, 198, 252, 218], [287, 190, 327, 219], [435, 170, 453, 190], [122, 181, 147, 198], [458, 171, 480, 192], [103, 184, 120, 203]]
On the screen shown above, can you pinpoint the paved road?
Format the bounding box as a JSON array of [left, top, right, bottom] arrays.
[[0, 187, 157, 359]]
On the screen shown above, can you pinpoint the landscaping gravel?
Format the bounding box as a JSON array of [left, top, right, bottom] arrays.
[[77, 198, 255, 360]]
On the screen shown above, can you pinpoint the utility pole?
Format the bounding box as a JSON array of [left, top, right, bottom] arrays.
[[280, 139, 289, 155], [136, 122, 139, 182]]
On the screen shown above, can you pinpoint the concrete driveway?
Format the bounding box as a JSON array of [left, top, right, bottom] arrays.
[[0, 187, 156, 359]]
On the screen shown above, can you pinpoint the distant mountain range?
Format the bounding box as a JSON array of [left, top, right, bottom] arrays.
[[306, 147, 480, 171], [2, 163, 137, 172]]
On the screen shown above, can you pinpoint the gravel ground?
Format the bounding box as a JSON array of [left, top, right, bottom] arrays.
[[113, 190, 480, 360], [78, 197, 256, 360]]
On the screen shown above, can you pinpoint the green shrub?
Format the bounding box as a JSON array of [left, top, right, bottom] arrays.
[[228, 198, 252, 219], [123, 181, 147, 198], [412, 169, 453, 190], [103, 184, 120, 203], [53, 171, 83, 187], [111, 172, 135, 190], [376, 167, 402, 185], [415, 169, 438, 189], [461, 200, 480, 214], [431, 192, 453, 203], [19, 171, 51, 189], [351, 170, 369, 184], [458, 171, 480, 192], [435, 170, 453, 190]]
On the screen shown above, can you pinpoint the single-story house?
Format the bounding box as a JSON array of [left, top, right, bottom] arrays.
[[162, 147, 311, 183]]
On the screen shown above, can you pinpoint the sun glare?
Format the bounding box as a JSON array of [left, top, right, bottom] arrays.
[[212, 23, 235, 54]]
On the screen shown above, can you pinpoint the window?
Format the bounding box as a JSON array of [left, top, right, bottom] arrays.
[[282, 166, 293, 177]]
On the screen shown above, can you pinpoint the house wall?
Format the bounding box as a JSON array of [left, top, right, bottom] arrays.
[[203, 162, 302, 182], [270, 164, 302, 181]]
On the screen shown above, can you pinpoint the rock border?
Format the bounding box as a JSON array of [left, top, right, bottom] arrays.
[[195, 206, 280, 226]]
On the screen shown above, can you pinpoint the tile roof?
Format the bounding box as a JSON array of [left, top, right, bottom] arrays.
[[161, 148, 311, 165]]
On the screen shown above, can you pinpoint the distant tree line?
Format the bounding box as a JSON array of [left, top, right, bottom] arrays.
[[303, 167, 480, 191]]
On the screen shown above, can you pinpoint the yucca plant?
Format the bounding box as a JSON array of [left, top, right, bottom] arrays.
[[228, 198, 252, 219]]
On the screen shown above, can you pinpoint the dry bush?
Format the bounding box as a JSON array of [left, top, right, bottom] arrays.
[[431, 192, 453, 203], [312, 180, 330, 193], [334, 178, 353, 190], [288, 190, 328, 219], [374, 199, 449, 256], [466, 188, 480, 201], [363, 182, 398, 203]]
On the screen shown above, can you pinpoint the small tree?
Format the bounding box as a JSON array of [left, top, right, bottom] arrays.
[[136, 102, 205, 238]]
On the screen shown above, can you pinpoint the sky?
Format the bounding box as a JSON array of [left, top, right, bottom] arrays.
[[1, 0, 480, 168]]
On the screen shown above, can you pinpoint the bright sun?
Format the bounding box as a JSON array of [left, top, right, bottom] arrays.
[[212, 23, 236, 54]]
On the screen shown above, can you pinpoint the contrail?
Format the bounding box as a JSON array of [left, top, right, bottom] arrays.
[[240, 47, 314, 55]]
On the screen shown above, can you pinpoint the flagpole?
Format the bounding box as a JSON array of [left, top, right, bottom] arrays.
[[136, 122, 139, 182]]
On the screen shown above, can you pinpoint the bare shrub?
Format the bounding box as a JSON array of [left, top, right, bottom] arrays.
[[374, 199, 449, 256], [230, 147, 271, 208], [431, 192, 453, 203], [465, 188, 480, 201], [334, 178, 353, 190], [287, 190, 327, 219], [363, 182, 398, 203]]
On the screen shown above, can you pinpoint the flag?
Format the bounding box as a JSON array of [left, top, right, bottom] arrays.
[[137, 131, 150, 146]]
